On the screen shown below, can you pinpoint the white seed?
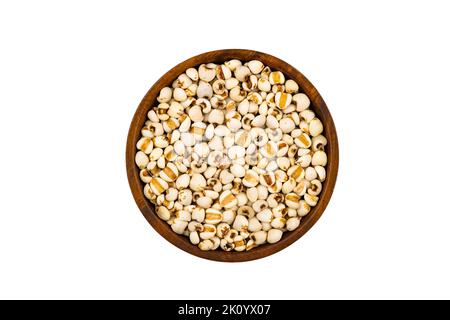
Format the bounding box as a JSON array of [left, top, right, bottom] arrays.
[[252, 114, 266, 127], [203, 124, 214, 141], [192, 207, 205, 222], [219, 190, 237, 209], [156, 206, 171, 221], [312, 150, 327, 166], [135, 151, 149, 169], [287, 165, 305, 181], [267, 229, 283, 243], [216, 222, 231, 238], [139, 169, 152, 183], [292, 93, 310, 111], [173, 140, 185, 156], [234, 65, 251, 82], [235, 192, 247, 206], [261, 222, 271, 231], [285, 79, 299, 94], [255, 186, 268, 201], [227, 118, 242, 132], [243, 74, 258, 91], [171, 219, 188, 234], [275, 92, 292, 110], [204, 208, 223, 224], [202, 167, 216, 180], [309, 118, 324, 137], [258, 78, 271, 93], [286, 217, 300, 231], [235, 206, 253, 218], [304, 193, 319, 207], [189, 231, 200, 245], [212, 79, 226, 95], [186, 67, 199, 81], [298, 200, 311, 217], [248, 217, 263, 232], [136, 137, 153, 154], [225, 78, 239, 90], [216, 65, 232, 80], [223, 135, 235, 149], [176, 173, 190, 189], [147, 110, 159, 123], [214, 125, 230, 137], [219, 170, 234, 185], [159, 163, 178, 182], [285, 193, 301, 209], [196, 196, 212, 209], [250, 128, 268, 147], [315, 166, 326, 182], [156, 155, 165, 169], [300, 110, 315, 123], [173, 87, 187, 102], [198, 64, 216, 82], [178, 189, 192, 205], [199, 224, 217, 240], [189, 173, 206, 192], [178, 116, 191, 133], [196, 98, 211, 114], [198, 239, 214, 250], [294, 179, 309, 196], [266, 160, 278, 172], [277, 157, 291, 171], [181, 96, 196, 107], [248, 60, 264, 74], [312, 135, 327, 151], [266, 115, 279, 129], [271, 217, 286, 229], [295, 133, 312, 148], [207, 109, 223, 125], [197, 81, 213, 98], [153, 135, 169, 148], [232, 215, 249, 232], [297, 154, 312, 168], [157, 87, 172, 103], [246, 239, 257, 251], [279, 117, 295, 133], [176, 210, 191, 222], [225, 59, 242, 71], [230, 164, 245, 178], [269, 71, 285, 85], [307, 179, 322, 196], [180, 132, 196, 147], [242, 170, 259, 188], [220, 238, 235, 251], [188, 105, 203, 122], [237, 99, 249, 115], [222, 210, 236, 225], [228, 145, 246, 160], [229, 87, 246, 102], [233, 236, 246, 251], [234, 131, 251, 148], [305, 167, 318, 181], [256, 208, 272, 223], [251, 231, 267, 245], [193, 142, 210, 158], [246, 187, 258, 203]]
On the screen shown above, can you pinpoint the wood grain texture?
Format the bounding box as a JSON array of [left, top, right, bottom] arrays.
[[126, 49, 339, 262]]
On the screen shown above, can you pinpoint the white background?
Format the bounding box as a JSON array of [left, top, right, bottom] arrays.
[[1, 0, 449, 299]]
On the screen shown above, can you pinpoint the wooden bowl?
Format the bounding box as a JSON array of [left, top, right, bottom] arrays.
[[126, 49, 338, 262]]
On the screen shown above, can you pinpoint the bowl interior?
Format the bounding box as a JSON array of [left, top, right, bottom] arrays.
[[126, 49, 338, 262]]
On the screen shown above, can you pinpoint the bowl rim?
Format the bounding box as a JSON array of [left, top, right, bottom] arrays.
[[126, 49, 339, 262]]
